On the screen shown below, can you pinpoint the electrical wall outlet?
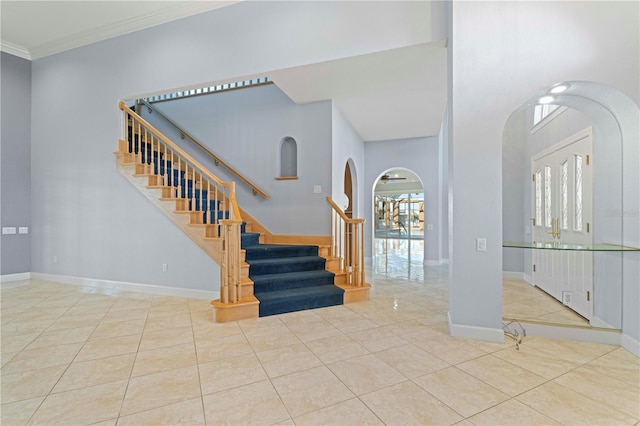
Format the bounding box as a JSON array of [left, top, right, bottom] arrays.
[[53, 255, 58, 264], [19, 227, 29, 234], [476, 238, 487, 252], [313, 185, 322, 194], [2, 227, 16, 235], [562, 291, 572, 305], [162, 263, 168, 272]]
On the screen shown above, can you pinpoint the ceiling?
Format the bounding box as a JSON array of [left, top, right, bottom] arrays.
[[0, 1, 447, 141], [0, 1, 239, 59]]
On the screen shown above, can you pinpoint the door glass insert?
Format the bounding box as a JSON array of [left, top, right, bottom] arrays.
[[561, 160, 568, 230], [544, 165, 552, 228], [575, 154, 583, 231], [535, 169, 542, 226]]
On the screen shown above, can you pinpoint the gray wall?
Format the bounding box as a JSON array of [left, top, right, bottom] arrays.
[[141, 84, 332, 235], [1, 52, 31, 276], [28, 1, 429, 291], [364, 136, 445, 264]]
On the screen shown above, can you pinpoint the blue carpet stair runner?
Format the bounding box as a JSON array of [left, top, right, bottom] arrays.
[[126, 117, 344, 316], [242, 234, 344, 317]]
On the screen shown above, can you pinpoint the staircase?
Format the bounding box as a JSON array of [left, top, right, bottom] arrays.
[[241, 233, 344, 317], [115, 102, 366, 322]]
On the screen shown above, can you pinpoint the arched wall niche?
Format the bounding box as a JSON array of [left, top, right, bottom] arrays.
[[502, 80, 639, 332], [279, 136, 297, 178]]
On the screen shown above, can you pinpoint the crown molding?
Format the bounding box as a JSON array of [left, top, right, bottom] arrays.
[[11, 1, 239, 60], [0, 41, 31, 60]]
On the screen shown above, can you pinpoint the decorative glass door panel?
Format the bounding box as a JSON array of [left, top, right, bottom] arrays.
[[531, 129, 593, 319]]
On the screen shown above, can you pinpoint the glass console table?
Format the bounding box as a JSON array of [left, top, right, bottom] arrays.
[[503, 241, 640, 251]]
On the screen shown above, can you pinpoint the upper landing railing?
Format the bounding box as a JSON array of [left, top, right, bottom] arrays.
[[144, 77, 272, 103]]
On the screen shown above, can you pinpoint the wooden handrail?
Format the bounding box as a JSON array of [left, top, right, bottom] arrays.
[[138, 99, 270, 200], [326, 196, 365, 224], [120, 102, 228, 188]]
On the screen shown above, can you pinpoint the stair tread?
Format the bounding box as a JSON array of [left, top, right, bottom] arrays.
[[250, 269, 334, 282], [247, 256, 325, 265]]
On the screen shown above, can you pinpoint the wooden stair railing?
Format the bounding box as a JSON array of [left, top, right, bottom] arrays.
[[138, 99, 269, 199], [326, 197, 369, 301], [118, 102, 258, 320]]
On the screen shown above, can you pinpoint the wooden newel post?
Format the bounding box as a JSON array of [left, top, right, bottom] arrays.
[[220, 219, 243, 304]]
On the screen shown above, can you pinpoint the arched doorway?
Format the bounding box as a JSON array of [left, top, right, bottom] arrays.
[[502, 80, 638, 336], [344, 161, 354, 218], [373, 168, 424, 273]]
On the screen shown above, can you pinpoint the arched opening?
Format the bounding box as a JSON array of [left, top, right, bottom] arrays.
[[344, 160, 355, 218], [372, 168, 424, 274], [502, 80, 638, 336], [279, 136, 297, 178]]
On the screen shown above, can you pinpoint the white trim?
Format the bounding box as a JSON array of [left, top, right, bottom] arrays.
[[0, 272, 31, 283], [30, 273, 218, 300], [530, 105, 569, 134], [523, 273, 534, 285], [517, 321, 620, 346], [621, 333, 640, 357], [502, 271, 524, 280], [0, 41, 31, 60], [425, 259, 447, 266], [448, 312, 505, 343]]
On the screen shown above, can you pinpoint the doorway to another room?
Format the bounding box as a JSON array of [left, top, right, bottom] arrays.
[[373, 169, 424, 278]]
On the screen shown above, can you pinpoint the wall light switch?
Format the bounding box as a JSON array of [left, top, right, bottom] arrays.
[[313, 185, 322, 194], [476, 238, 487, 252], [19, 227, 29, 234], [2, 227, 16, 235]]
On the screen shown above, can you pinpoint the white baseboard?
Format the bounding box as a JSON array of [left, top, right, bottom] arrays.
[[502, 271, 524, 280], [621, 333, 640, 357], [29, 272, 218, 300], [513, 321, 621, 346], [0, 272, 31, 284], [523, 273, 534, 285], [448, 312, 505, 343]]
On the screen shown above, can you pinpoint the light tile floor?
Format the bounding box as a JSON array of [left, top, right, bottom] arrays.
[[502, 279, 590, 327], [1, 257, 639, 425]]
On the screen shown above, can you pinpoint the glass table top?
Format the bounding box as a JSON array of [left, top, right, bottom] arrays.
[[503, 241, 640, 251]]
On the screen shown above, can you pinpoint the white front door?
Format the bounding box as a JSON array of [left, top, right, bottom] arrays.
[[532, 127, 593, 319]]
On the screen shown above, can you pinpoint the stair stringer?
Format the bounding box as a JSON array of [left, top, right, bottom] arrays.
[[115, 152, 255, 301]]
